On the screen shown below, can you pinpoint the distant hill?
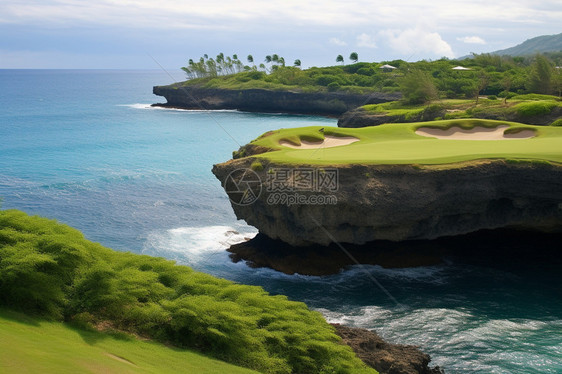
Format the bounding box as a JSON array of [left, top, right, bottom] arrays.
[[491, 33, 562, 56]]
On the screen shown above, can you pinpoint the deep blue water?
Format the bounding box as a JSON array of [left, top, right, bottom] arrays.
[[1, 70, 560, 373]]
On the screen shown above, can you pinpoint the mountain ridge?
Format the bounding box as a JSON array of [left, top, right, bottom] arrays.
[[489, 32, 562, 56]]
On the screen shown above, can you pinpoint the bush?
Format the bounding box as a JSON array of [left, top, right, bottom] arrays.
[[488, 95, 497, 100], [327, 82, 340, 92], [250, 160, 264, 171], [550, 118, 562, 126], [0, 210, 372, 374], [514, 101, 559, 116]]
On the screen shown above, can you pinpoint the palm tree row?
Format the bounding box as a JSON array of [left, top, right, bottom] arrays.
[[336, 52, 359, 65], [182, 53, 302, 79]]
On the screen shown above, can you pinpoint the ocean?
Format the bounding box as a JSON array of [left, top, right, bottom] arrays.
[[0, 69, 560, 373]]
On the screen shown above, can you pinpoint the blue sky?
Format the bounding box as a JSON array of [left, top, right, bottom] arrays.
[[0, 0, 560, 70]]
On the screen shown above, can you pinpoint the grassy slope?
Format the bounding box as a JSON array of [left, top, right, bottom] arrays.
[[361, 95, 562, 123], [0, 308, 258, 374], [0, 210, 375, 374], [247, 119, 562, 166]]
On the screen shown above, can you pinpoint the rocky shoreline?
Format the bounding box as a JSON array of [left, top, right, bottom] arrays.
[[152, 84, 400, 116], [333, 324, 443, 374]]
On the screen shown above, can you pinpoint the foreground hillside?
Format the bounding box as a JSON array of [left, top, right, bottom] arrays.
[[0, 210, 374, 374], [0, 308, 258, 374]]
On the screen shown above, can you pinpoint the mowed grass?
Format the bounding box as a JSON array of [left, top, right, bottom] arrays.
[[247, 119, 562, 166], [0, 308, 258, 374]]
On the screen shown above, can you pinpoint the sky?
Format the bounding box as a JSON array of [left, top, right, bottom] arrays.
[[0, 0, 561, 70]]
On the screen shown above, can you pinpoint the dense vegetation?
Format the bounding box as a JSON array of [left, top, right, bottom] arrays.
[[179, 53, 562, 100], [0, 210, 374, 374], [359, 94, 562, 125]]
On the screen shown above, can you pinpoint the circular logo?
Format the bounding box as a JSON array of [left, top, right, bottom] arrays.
[[224, 168, 262, 206]]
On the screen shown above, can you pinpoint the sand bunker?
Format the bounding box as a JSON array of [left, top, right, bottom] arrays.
[[415, 125, 536, 140], [279, 135, 359, 149]]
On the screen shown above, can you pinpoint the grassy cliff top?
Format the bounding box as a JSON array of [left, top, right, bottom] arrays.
[[241, 119, 562, 166]]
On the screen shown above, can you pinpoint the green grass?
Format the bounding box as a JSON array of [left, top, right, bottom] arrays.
[[0, 210, 374, 374], [0, 308, 258, 374], [359, 97, 562, 123], [243, 119, 562, 166]]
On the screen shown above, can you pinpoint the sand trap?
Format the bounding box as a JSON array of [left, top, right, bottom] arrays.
[[415, 125, 536, 140], [279, 135, 359, 149]]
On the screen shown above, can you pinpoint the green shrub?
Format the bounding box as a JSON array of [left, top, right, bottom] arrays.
[[550, 118, 562, 126], [512, 93, 561, 101], [250, 160, 264, 171], [514, 101, 559, 116], [488, 95, 497, 100], [0, 210, 373, 374], [327, 82, 341, 92]]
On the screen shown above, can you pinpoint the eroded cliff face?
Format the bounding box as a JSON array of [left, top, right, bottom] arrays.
[[212, 158, 562, 246], [153, 84, 401, 116]]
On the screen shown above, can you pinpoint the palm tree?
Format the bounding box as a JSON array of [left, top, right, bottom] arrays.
[[350, 52, 358, 63], [294, 59, 301, 67], [336, 55, 344, 65], [247, 55, 254, 64], [278, 57, 285, 67]]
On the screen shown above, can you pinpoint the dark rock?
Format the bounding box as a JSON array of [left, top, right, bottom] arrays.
[[228, 229, 562, 275], [213, 158, 562, 247], [153, 84, 401, 116], [228, 233, 443, 276], [333, 324, 443, 374]]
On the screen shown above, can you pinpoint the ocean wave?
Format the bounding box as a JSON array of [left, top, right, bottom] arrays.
[[142, 224, 258, 260], [118, 103, 241, 113], [319, 305, 562, 373]]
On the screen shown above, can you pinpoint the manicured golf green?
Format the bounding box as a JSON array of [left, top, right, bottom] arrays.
[[247, 119, 562, 166], [0, 308, 259, 374]]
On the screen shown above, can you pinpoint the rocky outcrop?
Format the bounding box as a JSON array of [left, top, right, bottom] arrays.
[[333, 324, 443, 374], [212, 158, 562, 247], [228, 229, 562, 275], [153, 84, 401, 116]]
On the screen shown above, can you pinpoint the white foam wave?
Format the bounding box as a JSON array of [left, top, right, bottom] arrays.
[[143, 225, 257, 258], [319, 305, 562, 373], [118, 103, 241, 113]]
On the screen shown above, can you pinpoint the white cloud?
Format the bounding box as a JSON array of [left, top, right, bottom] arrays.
[[329, 38, 347, 46], [457, 36, 486, 44], [356, 33, 376, 48], [380, 26, 454, 58]]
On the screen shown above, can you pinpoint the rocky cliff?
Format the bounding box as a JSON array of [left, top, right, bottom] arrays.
[[212, 158, 562, 246], [153, 84, 401, 116]]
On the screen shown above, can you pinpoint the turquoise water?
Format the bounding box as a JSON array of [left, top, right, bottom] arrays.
[[1, 70, 560, 373]]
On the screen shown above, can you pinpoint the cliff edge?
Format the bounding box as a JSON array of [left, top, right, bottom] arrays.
[[153, 84, 400, 116], [212, 120, 562, 246]]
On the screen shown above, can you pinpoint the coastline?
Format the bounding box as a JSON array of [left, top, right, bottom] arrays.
[[152, 84, 401, 117]]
